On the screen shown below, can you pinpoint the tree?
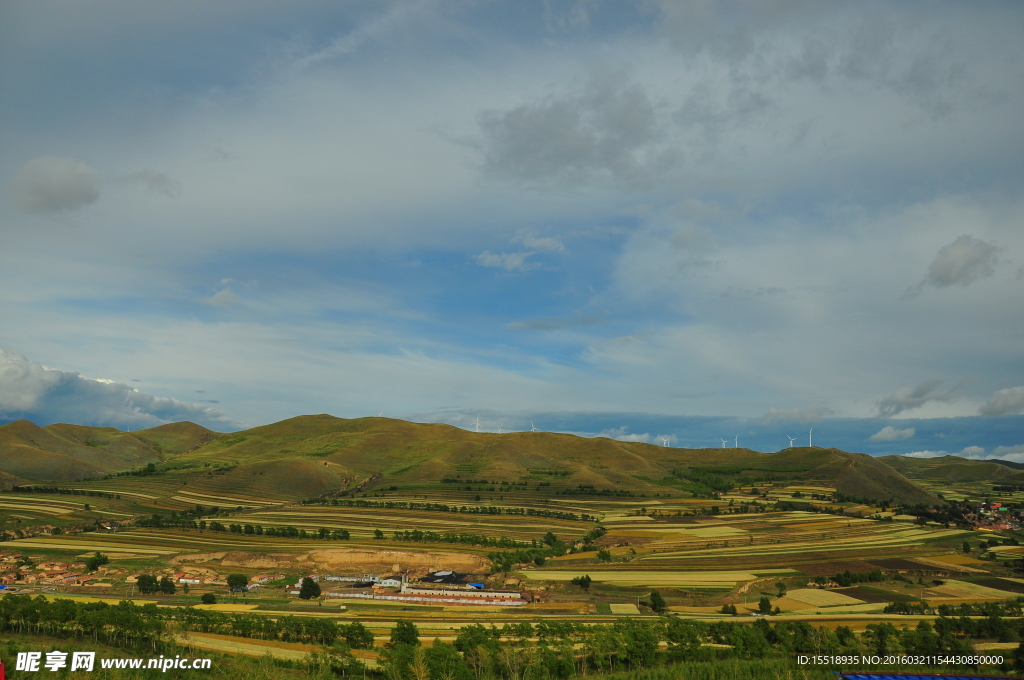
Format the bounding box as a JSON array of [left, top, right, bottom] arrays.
[[649, 589, 666, 612], [85, 551, 109, 572], [227, 573, 249, 592], [374, 529, 385, 539], [963, 541, 971, 554], [758, 596, 772, 614], [136, 574, 159, 594], [596, 549, 612, 562], [201, 593, 216, 604], [299, 576, 321, 600], [776, 581, 787, 598], [542, 531, 558, 546], [391, 620, 420, 647], [719, 603, 737, 615], [342, 621, 375, 649], [159, 576, 176, 594]]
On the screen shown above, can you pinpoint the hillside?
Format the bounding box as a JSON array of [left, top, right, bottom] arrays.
[[878, 455, 1019, 483], [1, 414, 943, 504], [160, 415, 940, 505], [0, 420, 217, 483]]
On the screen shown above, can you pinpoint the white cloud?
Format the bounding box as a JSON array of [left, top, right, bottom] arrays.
[[877, 379, 951, 417], [869, 425, 915, 442], [0, 348, 233, 429], [14, 156, 100, 213], [979, 386, 1024, 417], [904, 450, 945, 458], [598, 426, 650, 443], [961, 445, 986, 457], [993, 444, 1024, 457], [907, 235, 1000, 295], [511, 230, 565, 253], [206, 288, 239, 307], [474, 251, 537, 272], [760, 406, 831, 424]]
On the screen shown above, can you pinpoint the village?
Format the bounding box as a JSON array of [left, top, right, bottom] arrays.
[[0, 551, 528, 605]]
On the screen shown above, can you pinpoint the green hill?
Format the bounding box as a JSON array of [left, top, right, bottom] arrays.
[[0, 419, 217, 483], [878, 454, 1018, 483], [1, 414, 943, 504], [159, 415, 939, 505]]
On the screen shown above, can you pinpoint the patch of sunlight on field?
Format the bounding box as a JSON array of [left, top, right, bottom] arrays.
[[194, 604, 261, 611], [785, 589, 866, 607], [927, 580, 1010, 600], [173, 634, 312, 661], [602, 515, 655, 523], [609, 604, 641, 614], [788, 602, 889, 615], [990, 546, 1024, 556], [5, 538, 176, 554]]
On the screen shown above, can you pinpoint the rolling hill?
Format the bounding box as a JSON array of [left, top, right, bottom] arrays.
[[878, 454, 1019, 483], [0, 419, 216, 484], [2, 414, 945, 504], [160, 415, 939, 505]]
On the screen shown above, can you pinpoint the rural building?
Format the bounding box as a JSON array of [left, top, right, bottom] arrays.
[[400, 584, 523, 600]]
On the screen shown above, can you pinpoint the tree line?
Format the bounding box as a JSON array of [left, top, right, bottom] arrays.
[[302, 498, 597, 522]]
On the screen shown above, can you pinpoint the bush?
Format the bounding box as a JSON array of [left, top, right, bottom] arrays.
[[597, 549, 612, 562], [201, 593, 216, 604]]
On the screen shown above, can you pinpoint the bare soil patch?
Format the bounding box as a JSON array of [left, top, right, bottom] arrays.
[[171, 548, 489, 573], [972, 578, 1024, 594]]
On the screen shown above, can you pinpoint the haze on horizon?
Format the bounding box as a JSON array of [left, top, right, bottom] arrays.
[[1, 1, 1022, 459]]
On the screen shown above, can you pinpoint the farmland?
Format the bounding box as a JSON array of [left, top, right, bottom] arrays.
[[3, 415, 1024, 678]]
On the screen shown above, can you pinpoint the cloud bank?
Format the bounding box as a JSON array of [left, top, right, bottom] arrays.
[[0, 348, 232, 430], [980, 386, 1024, 417]]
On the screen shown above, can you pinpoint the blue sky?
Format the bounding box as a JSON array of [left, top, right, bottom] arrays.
[[2, 1, 1023, 461]]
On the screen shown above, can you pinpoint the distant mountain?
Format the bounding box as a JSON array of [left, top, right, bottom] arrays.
[[0, 420, 216, 484], [878, 454, 1019, 483]]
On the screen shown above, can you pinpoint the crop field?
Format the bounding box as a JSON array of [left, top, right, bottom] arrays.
[[924, 579, 1015, 601], [522, 568, 799, 589], [784, 588, 866, 607]]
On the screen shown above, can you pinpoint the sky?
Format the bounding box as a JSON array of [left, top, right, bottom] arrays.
[[1, 1, 1023, 460]]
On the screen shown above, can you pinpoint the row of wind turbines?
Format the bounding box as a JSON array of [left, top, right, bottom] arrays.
[[720, 428, 813, 449], [473, 416, 540, 434]]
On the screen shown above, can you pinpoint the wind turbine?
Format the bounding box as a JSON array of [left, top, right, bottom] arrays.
[[720, 438, 728, 448], [734, 435, 738, 448], [530, 421, 539, 432], [808, 428, 813, 447], [787, 435, 796, 448], [659, 436, 670, 447], [497, 427, 503, 434], [378, 411, 384, 417], [474, 416, 480, 433]]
